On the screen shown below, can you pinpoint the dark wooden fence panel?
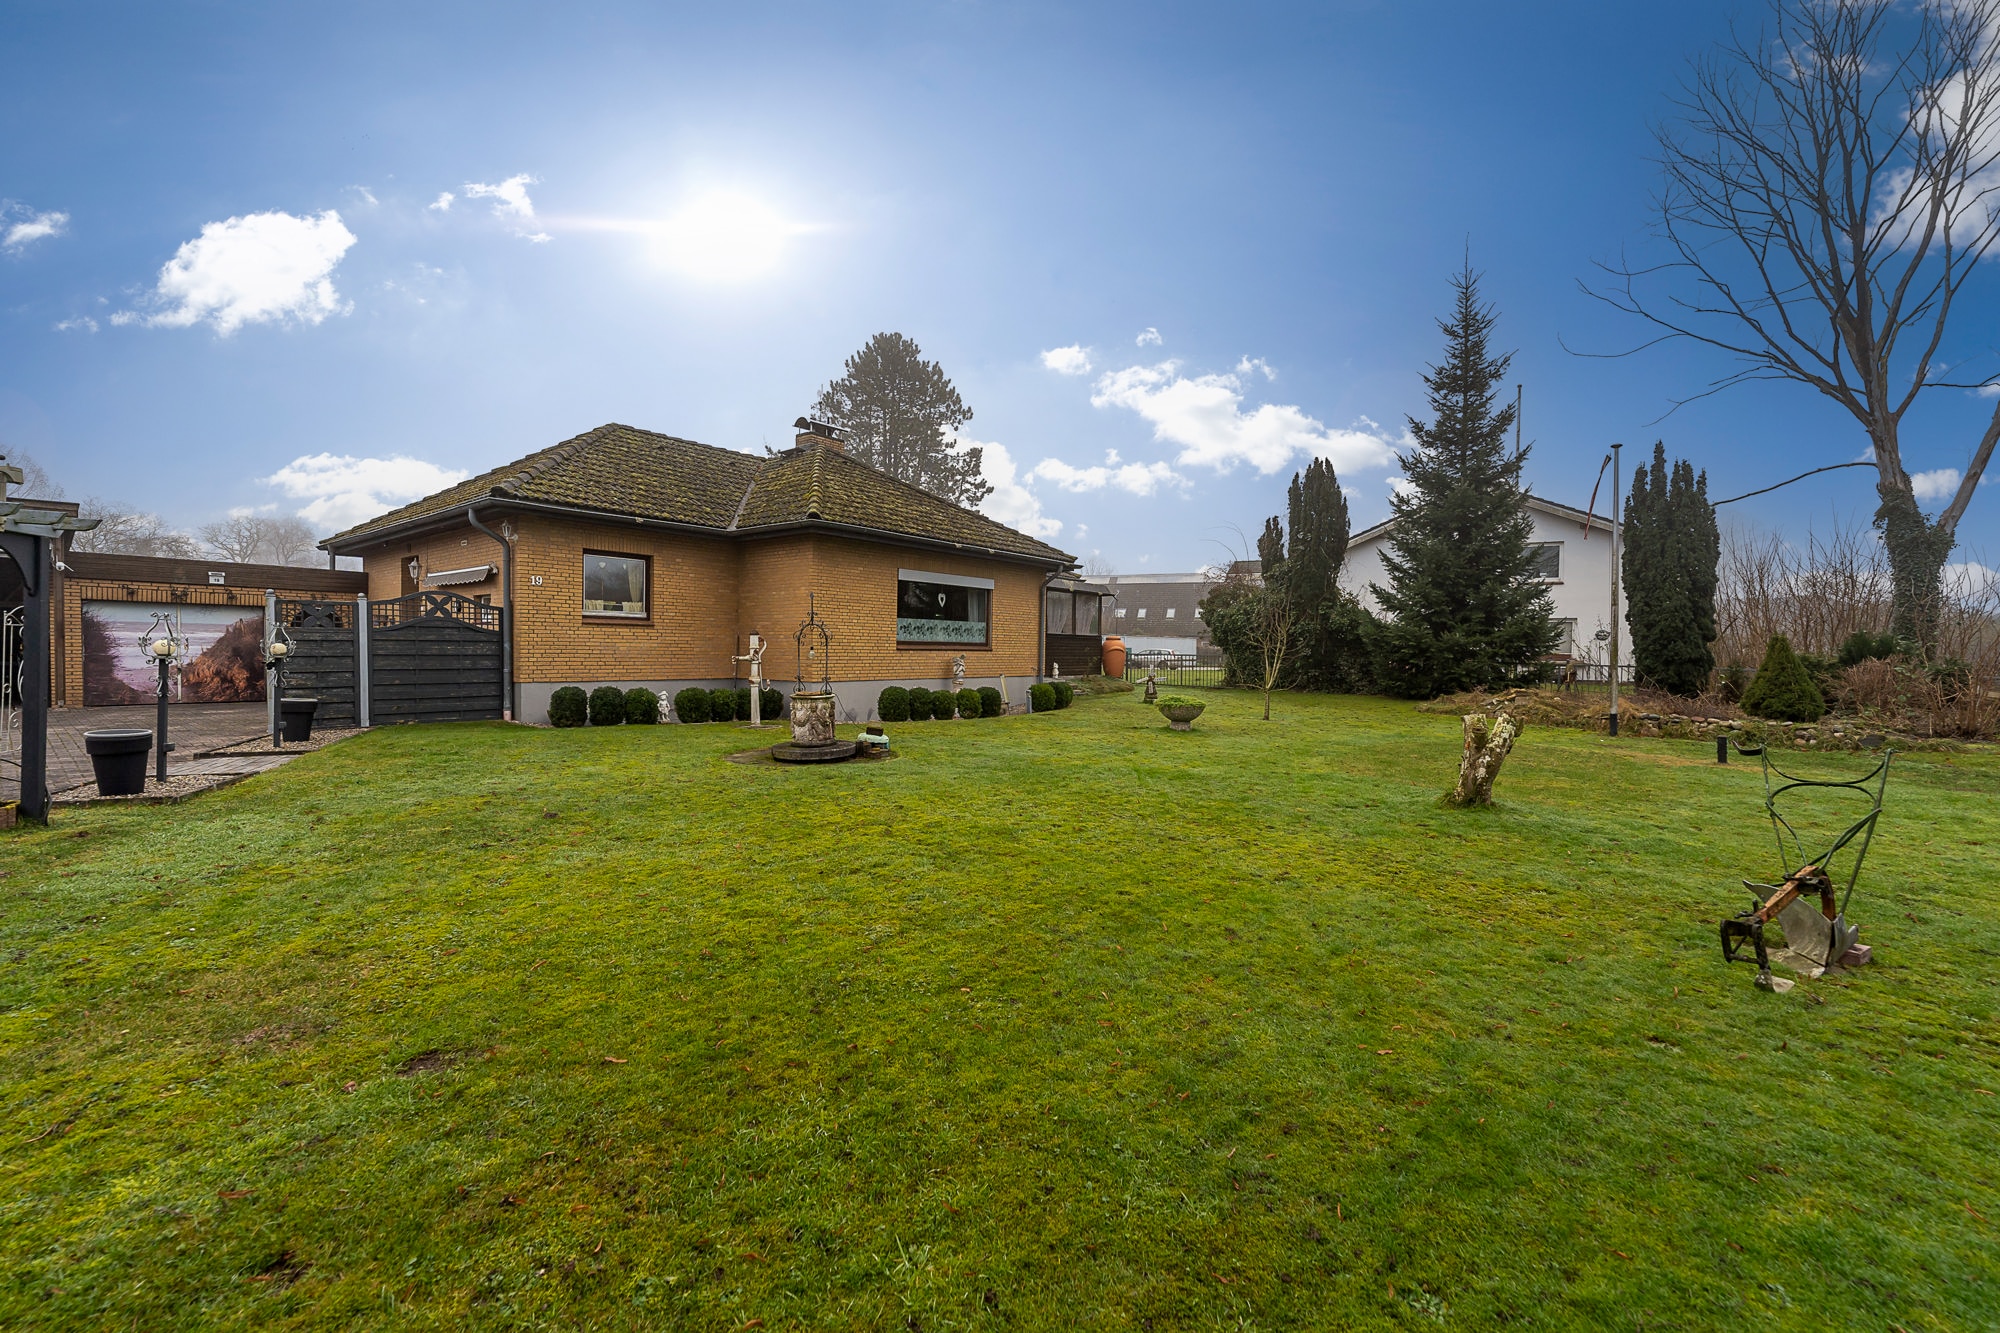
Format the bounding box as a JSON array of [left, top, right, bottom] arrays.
[[1045, 632, 1102, 677], [276, 598, 359, 727], [367, 592, 502, 724]]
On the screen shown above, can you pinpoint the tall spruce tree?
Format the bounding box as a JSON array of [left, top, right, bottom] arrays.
[[1622, 443, 1720, 697], [1369, 267, 1558, 697]]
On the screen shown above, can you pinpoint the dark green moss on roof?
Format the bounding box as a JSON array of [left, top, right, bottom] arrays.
[[325, 423, 1070, 566]]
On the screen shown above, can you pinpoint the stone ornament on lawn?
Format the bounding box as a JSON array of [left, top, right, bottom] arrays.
[[1448, 712, 1517, 806], [1157, 695, 1206, 731]]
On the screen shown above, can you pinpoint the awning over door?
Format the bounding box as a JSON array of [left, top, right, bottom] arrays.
[[424, 564, 495, 587]]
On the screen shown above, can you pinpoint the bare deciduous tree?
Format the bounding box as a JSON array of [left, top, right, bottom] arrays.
[[199, 513, 319, 565], [1586, 0, 2000, 643], [68, 500, 204, 558]]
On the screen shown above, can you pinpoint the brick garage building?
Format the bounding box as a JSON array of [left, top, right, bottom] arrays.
[[321, 422, 1076, 723], [56, 552, 366, 708]]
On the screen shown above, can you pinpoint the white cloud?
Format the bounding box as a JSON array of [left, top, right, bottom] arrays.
[[227, 503, 278, 517], [465, 174, 537, 220], [1236, 356, 1276, 381], [1135, 327, 1162, 347], [1944, 560, 1997, 597], [958, 436, 1061, 540], [1912, 467, 1962, 501], [4, 209, 69, 251], [1090, 359, 1400, 475], [349, 185, 378, 207], [429, 191, 455, 212], [1978, 383, 2000, 398], [53, 316, 97, 333], [1030, 456, 1185, 497], [263, 452, 470, 532], [1041, 344, 1092, 376], [125, 210, 357, 335]]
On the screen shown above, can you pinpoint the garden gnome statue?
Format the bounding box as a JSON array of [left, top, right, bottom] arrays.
[[1143, 670, 1158, 704], [950, 653, 966, 716]]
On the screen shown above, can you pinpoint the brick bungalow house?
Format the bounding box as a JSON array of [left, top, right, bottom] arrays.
[[321, 422, 1077, 724]]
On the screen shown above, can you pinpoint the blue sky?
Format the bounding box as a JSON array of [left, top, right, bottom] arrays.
[[5, 0, 1998, 571]]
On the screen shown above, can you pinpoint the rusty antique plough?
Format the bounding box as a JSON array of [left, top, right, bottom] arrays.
[[1719, 741, 1891, 992]]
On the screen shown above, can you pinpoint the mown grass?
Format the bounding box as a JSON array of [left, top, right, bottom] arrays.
[[2, 691, 1996, 1330]]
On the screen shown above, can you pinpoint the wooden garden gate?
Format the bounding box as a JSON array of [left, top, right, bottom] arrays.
[[276, 590, 503, 725]]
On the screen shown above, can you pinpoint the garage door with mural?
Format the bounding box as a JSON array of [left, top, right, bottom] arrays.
[[80, 601, 266, 705]]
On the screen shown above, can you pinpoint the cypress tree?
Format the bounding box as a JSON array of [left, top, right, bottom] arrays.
[[1256, 515, 1287, 580], [1283, 457, 1369, 691], [1622, 443, 1719, 697], [1740, 633, 1827, 722], [1369, 266, 1558, 697]]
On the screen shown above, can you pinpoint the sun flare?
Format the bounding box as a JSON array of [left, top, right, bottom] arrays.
[[653, 191, 794, 281]]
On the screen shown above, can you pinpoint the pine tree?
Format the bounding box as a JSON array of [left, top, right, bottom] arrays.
[[1369, 267, 1558, 697], [1622, 443, 1719, 697], [812, 332, 991, 506], [1283, 457, 1368, 690]]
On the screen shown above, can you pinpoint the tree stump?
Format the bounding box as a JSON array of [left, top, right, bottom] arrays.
[[1448, 712, 1517, 807]]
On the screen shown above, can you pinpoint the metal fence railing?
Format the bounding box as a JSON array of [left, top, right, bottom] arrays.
[[1124, 653, 1228, 689], [1, 605, 21, 785]]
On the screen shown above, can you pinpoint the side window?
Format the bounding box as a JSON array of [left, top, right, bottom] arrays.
[[1527, 543, 1561, 580], [1043, 588, 1073, 635]]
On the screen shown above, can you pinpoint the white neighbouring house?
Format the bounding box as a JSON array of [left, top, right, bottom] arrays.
[[1338, 495, 1631, 670]]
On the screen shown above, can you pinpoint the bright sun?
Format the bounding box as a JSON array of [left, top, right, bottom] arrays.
[[653, 191, 793, 282]]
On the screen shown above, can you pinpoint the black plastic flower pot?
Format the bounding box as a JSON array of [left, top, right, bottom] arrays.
[[279, 697, 319, 743], [83, 728, 153, 797]]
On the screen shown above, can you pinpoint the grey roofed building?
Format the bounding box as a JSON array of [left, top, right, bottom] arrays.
[[1100, 570, 1221, 654]]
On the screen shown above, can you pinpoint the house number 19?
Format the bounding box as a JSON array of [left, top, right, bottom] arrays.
[[530, 575, 544, 586]]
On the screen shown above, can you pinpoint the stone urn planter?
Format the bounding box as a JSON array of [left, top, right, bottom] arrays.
[[1157, 697, 1206, 732], [84, 728, 153, 796], [279, 697, 319, 743]]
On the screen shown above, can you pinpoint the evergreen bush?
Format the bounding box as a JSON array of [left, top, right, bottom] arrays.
[[673, 687, 711, 724], [878, 686, 911, 722], [978, 686, 1004, 717], [1837, 629, 1899, 668], [1623, 442, 1720, 697], [734, 687, 754, 722], [1029, 682, 1057, 712], [1740, 634, 1827, 722], [623, 688, 661, 724], [1051, 681, 1075, 709], [548, 686, 588, 728], [708, 687, 737, 722], [588, 685, 626, 726], [956, 688, 982, 719], [909, 687, 935, 720], [759, 686, 785, 720]]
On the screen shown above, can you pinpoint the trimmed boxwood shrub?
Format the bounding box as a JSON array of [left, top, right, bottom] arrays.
[[760, 686, 785, 720], [548, 686, 588, 728], [1051, 681, 1075, 709], [956, 688, 982, 719], [734, 687, 753, 721], [624, 688, 661, 724], [673, 687, 711, 724], [708, 687, 738, 723], [1028, 682, 1057, 713], [1741, 633, 1827, 722], [588, 685, 626, 726], [878, 686, 911, 722], [908, 687, 934, 720], [978, 685, 1004, 717]]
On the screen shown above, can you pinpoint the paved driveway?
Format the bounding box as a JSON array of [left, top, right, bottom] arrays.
[[4, 703, 269, 800]]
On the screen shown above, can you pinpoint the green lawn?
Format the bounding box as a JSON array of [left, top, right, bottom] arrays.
[[3, 692, 1996, 1329]]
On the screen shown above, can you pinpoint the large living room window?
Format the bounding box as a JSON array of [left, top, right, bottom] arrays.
[[898, 569, 992, 645], [583, 551, 649, 618]]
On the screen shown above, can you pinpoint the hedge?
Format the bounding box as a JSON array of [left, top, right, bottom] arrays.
[[548, 686, 588, 728], [908, 687, 934, 720], [673, 687, 711, 724], [734, 687, 754, 722], [1028, 682, 1057, 713], [1051, 681, 1075, 709], [623, 688, 661, 725], [588, 685, 626, 727], [878, 686, 911, 722], [760, 686, 785, 720], [978, 686, 1004, 717], [708, 687, 738, 723], [956, 688, 982, 719]]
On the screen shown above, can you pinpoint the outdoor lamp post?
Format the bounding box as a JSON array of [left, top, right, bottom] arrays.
[[264, 622, 295, 749], [139, 611, 182, 785]]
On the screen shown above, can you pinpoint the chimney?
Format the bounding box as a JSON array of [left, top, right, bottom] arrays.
[[792, 416, 846, 452]]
